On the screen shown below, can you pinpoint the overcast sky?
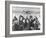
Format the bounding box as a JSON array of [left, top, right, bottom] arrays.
[[12, 7, 40, 14]]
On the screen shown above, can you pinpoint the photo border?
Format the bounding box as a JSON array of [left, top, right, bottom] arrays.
[[5, 1, 45, 37]]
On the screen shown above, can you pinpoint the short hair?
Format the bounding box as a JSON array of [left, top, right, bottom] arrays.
[[30, 16, 32, 18]]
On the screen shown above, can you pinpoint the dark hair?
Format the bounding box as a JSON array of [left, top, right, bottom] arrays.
[[30, 16, 32, 18], [14, 16, 17, 20]]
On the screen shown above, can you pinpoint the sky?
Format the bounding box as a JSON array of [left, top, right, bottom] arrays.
[[12, 7, 40, 14]]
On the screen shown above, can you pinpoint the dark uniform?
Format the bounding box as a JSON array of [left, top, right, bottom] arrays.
[[24, 17, 30, 30], [29, 18, 35, 30], [34, 17, 40, 30], [12, 16, 19, 31]]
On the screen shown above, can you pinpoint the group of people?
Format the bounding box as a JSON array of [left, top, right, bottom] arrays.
[[12, 15, 40, 31]]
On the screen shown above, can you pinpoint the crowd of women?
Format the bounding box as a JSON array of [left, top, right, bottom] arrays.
[[12, 15, 40, 31]]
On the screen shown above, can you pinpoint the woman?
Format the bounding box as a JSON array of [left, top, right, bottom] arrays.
[[34, 17, 40, 30], [24, 16, 30, 30], [19, 15, 25, 30], [29, 16, 35, 30], [12, 16, 19, 31]]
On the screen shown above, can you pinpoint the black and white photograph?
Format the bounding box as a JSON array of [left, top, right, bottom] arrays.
[[5, 1, 45, 37], [12, 7, 40, 31], [10, 4, 43, 34]]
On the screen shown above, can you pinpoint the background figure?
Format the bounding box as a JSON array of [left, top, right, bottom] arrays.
[[29, 16, 33, 30], [12, 16, 18, 24], [12, 16, 19, 31], [34, 17, 40, 30]]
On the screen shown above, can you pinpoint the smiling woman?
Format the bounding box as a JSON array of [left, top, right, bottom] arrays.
[[5, 1, 45, 37]]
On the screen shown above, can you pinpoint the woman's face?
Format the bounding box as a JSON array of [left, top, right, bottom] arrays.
[[30, 18, 31, 21], [23, 19, 25, 23], [26, 20, 29, 23]]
